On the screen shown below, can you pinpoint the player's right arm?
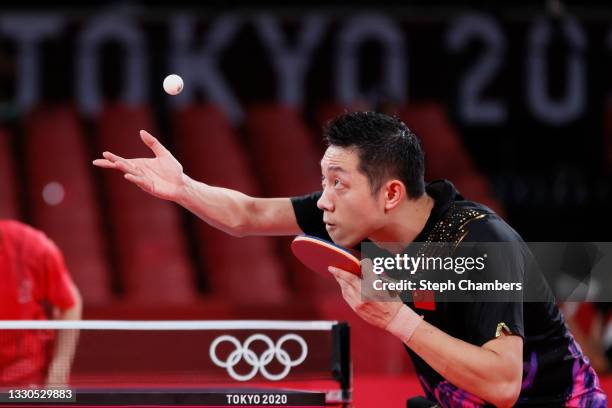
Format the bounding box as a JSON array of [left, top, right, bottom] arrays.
[[93, 130, 301, 237], [177, 176, 300, 237]]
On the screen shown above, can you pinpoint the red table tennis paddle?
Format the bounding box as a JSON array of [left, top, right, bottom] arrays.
[[291, 235, 362, 277], [290, 235, 435, 311]]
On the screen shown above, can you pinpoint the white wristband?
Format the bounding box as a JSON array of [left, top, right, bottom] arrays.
[[386, 305, 423, 344]]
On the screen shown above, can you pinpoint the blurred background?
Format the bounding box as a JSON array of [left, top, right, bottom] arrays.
[[1, 0, 611, 403]]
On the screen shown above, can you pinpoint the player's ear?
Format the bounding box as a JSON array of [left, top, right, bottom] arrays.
[[382, 180, 404, 211]]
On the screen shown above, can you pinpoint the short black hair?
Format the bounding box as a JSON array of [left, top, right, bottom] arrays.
[[323, 111, 425, 199]]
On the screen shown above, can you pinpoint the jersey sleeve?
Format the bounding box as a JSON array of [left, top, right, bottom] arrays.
[[461, 215, 526, 346], [290, 191, 331, 241], [466, 301, 525, 346]]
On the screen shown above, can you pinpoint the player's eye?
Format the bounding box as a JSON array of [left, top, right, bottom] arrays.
[[334, 179, 342, 188]]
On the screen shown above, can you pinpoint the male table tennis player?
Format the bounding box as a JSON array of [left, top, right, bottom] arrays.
[[0, 220, 82, 386], [94, 112, 607, 407]]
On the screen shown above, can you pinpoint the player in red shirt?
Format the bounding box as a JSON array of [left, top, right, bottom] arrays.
[[0, 220, 82, 386]]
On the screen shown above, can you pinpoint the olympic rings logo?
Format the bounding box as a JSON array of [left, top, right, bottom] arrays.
[[209, 334, 308, 381]]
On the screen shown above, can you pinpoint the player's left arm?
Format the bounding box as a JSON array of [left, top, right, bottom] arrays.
[[403, 310, 523, 407], [330, 263, 523, 408], [38, 235, 83, 387], [46, 281, 82, 386]]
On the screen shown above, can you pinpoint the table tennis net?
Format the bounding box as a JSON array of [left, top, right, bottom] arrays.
[[0, 320, 350, 397]]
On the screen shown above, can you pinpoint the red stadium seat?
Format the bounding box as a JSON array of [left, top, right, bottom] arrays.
[[0, 128, 19, 220], [24, 105, 113, 305], [96, 103, 197, 304], [399, 103, 476, 179], [399, 103, 504, 216], [173, 104, 289, 304], [245, 104, 336, 298], [246, 104, 322, 196]]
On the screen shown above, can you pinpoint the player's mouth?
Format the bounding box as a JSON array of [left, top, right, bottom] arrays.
[[325, 223, 336, 231]]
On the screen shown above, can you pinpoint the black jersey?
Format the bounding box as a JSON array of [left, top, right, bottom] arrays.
[[291, 180, 607, 407]]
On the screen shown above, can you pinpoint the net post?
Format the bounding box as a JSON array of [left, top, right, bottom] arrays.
[[331, 322, 351, 403]]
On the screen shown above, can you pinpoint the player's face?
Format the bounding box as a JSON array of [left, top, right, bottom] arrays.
[[317, 146, 386, 247]]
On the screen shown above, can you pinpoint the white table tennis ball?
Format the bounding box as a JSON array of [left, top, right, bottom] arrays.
[[163, 74, 184, 95]]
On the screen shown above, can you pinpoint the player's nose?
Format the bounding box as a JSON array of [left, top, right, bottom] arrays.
[[317, 189, 334, 212]]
